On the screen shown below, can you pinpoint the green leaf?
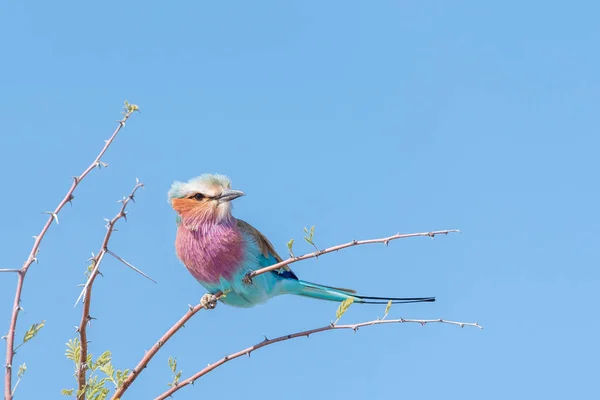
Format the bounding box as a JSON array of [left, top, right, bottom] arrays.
[[61, 389, 74, 396], [287, 239, 294, 255], [123, 100, 140, 114], [384, 300, 392, 317], [94, 350, 111, 369], [65, 338, 82, 375], [17, 363, 26, 378], [116, 369, 130, 388], [99, 362, 115, 382], [22, 320, 45, 343], [336, 297, 354, 321], [303, 225, 315, 244], [168, 356, 182, 387], [87, 353, 93, 370]]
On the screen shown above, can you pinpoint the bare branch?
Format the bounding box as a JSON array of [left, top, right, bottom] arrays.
[[4, 103, 139, 400], [248, 229, 460, 280], [155, 316, 482, 399], [74, 182, 145, 307], [76, 181, 144, 400], [0, 270, 20, 274], [111, 228, 459, 399], [111, 304, 206, 399]]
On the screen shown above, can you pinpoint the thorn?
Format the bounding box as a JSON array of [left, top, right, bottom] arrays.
[[135, 177, 140, 185], [32, 236, 37, 240], [43, 211, 59, 225], [262, 335, 269, 342], [188, 304, 194, 311], [246, 351, 251, 357], [1, 336, 6, 340], [106, 250, 157, 283], [72, 176, 79, 184]]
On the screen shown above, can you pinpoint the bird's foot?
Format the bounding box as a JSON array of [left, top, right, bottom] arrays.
[[242, 273, 253, 285], [201, 293, 218, 310]]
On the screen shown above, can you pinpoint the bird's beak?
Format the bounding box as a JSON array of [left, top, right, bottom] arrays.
[[217, 189, 245, 203]]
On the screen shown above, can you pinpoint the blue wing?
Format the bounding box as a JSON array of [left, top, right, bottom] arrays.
[[236, 219, 298, 280]]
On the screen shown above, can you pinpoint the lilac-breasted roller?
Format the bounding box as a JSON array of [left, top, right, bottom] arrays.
[[168, 174, 435, 308]]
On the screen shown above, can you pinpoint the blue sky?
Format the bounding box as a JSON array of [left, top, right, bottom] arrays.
[[1, 1, 598, 399]]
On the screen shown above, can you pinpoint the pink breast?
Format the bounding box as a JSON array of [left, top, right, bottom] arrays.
[[175, 224, 245, 284]]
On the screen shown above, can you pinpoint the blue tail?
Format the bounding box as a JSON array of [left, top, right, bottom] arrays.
[[285, 279, 435, 304]]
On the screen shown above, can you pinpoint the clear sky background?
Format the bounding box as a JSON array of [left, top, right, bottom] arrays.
[[1, 1, 598, 399]]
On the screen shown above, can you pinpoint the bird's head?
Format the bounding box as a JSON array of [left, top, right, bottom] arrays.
[[168, 173, 244, 228]]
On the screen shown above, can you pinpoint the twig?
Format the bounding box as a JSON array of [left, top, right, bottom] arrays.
[[0, 270, 20, 274], [76, 182, 144, 400], [111, 303, 206, 399], [248, 230, 460, 279], [155, 317, 482, 399], [3, 103, 138, 400], [111, 228, 458, 399]]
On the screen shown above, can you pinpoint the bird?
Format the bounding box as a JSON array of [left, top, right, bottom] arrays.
[[168, 173, 435, 309]]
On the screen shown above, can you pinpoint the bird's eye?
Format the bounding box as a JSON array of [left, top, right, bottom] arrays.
[[193, 193, 205, 201]]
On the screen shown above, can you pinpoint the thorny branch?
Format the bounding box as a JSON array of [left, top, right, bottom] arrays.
[[3, 103, 139, 400], [76, 181, 148, 400], [111, 229, 459, 399], [248, 229, 460, 279], [156, 316, 482, 399]]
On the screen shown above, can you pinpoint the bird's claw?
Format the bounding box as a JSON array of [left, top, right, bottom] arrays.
[[201, 293, 218, 310], [242, 274, 253, 285]]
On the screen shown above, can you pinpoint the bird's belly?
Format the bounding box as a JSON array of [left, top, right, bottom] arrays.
[[197, 267, 282, 308]]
